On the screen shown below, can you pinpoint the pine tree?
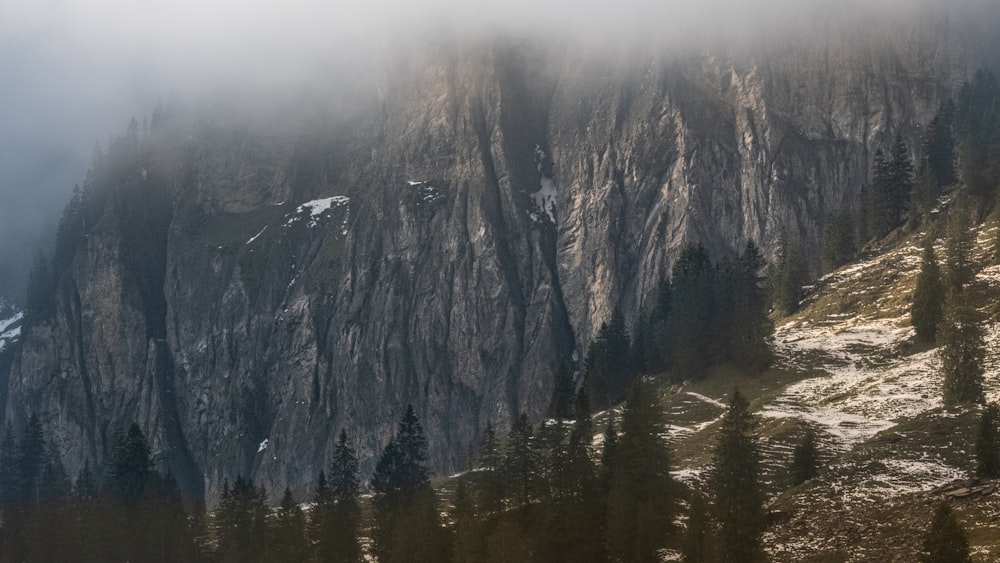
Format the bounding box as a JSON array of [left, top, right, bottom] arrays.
[[926, 101, 957, 188], [450, 479, 484, 563], [921, 503, 972, 563], [372, 406, 448, 563], [912, 240, 946, 343], [682, 492, 712, 563], [867, 149, 893, 239], [0, 422, 21, 510], [216, 475, 269, 563], [107, 423, 153, 506], [268, 488, 310, 562], [19, 415, 45, 508], [822, 209, 857, 272], [475, 422, 504, 518], [607, 379, 675, 563], [773, 234, 807, 316], [976, 403, 1000, 478], [939, 293, 986, 406], [944, 195, 975, 292], [956, 70, 1000, 200], [711, 388, 765, 563], [501, 413, 536, 512], [670, 243, 716, 380], [585, 309, 632, 406], [317, 429, 362, 563], [549, 364, 576, 419], [790, 428, 819, 485], [888, 134, 915, 227], [730, 241, 774, 371]]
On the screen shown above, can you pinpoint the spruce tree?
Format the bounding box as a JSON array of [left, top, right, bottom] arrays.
[[822, 209, 857, 272], [912, 240, 946, 343], [939, 293, 986, 405], [268, 488, 310, 562], [323, 429, 361, 563], [585, 309, 632, 405], [711, 388, 765, 563], [976, 403, 1000, 478], [607, 379, 675, 563], [549, 364, 576, 419], [926, 101, 957, 188], [501, 413, 536, 511], [371, 406, 447, 563], [450, 479, 483, 563], [790, 428, 819, 485], [475, 422, 504, 518], [730, 241, 774, 371], [773, 234, 807, 316], [216, 476, 269, 563], [867, 149, 893, 239], [888, 134, 915, 227], [682, 491, 712, 563], [944, 195, 975, 292], [670, 243, 716, 379], [921, 503, 972, 563]]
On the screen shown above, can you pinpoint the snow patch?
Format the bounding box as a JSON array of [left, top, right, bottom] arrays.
[[246, 226, 267, 245], [258, 438, 269, 453], [0, 311, 23, 353], [285, 196, 350, 232]]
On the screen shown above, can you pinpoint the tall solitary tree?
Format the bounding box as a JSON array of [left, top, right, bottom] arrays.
[[607, 379, 675, 563], [729, 241, 774, 372], [939, 294, 986, 405], [711, 388, 765, 563], [912, 240, 946, 343], [976, 403, 1000, 478], [921, 503, 972, 563], [944, 195, 975, 292], [790, 428, 819, 486], [371, 405, 448, 563]]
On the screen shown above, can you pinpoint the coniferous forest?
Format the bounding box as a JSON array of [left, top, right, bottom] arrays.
[[0, 17, 1000, 563]]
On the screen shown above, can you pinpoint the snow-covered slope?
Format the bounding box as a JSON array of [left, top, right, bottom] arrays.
[[655, 204, 1000, 560]]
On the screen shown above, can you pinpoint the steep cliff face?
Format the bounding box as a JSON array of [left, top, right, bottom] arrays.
[[6, 19, 982, 502]]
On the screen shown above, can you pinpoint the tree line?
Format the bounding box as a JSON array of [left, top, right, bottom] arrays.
[[583, 241, 774, 409]]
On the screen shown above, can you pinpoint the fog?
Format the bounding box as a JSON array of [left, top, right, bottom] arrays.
[[0, 0, 995, 302]]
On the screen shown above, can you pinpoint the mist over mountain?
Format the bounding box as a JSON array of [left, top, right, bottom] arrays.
[[2, 1, 1000, 547]]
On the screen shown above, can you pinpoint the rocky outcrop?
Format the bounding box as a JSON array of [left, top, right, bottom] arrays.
[[5, 16, 986, 504]]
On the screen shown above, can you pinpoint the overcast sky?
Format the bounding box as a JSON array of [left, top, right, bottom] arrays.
[[0, 0, 995, 302]]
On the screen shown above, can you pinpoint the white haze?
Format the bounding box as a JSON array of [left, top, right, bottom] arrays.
[[0, 0, 995, 301]]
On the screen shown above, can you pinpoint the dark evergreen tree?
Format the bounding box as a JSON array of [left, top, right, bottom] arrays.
[[939, 293, 986, 405], [501, 413, 536, 512], [921, 503, 972, 563], [944, 195, 975, 292], [711, 388, 765, 563], [911, 161, 939, 220], [106, 423, 152, 506], [956, 70, 1000, 200], [773, 233, 807, 316], [730, 241, 774, 372], [790, 428, 819, 486], [25, 252, 54, 321], [888, 134, 915, 227], [19, 415, 45, 508], [867, 149, 893, 239], [549, 364, 576, 419], [371, 405, 448, 563], [216, 475, 269, 563], [926, 100, 957, 188], [670, 243, 716, 380], [0, 423, 21, 510], [474, 422, 504, 518], [267, 488, 310, 562], [822, 209, 857, 272], [319, 429, 361, 563], [976, 403, 1000, 478], [682, 492, 712, 563], [585, 309, 632, 405], [450, 479, 484, 563], [607, 379, 675, 563], [912, 239, 946, 343]]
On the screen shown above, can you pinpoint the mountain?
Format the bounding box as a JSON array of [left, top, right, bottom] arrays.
[[4, 10, 996, 504]]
